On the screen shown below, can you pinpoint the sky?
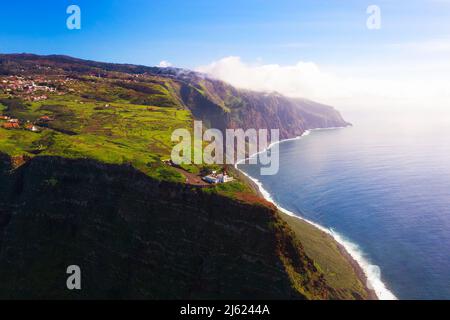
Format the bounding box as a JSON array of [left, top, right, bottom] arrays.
[[1, 0, 450, 114]]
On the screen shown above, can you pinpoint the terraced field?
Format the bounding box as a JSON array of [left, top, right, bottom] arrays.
[[0, 77, 193, 182]]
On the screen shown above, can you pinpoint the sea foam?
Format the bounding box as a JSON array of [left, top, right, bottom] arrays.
[[235, 128, 397, 300]]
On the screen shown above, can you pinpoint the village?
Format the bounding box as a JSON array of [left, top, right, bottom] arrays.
[[0, 114, 54, 132], [0, 74, 73, 132], [0, 75, 73, 102]]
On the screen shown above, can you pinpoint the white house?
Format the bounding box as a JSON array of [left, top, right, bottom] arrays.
[[202, 172, 234, 184]]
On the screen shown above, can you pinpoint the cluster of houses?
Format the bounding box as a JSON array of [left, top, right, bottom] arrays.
[[0, 116, 20, 129], [0, 114, 54, 132], [27, 94, 49, 102], [202, 170, 234, 184], [1, 77, 55, 93], [0, 76, 74, 101]]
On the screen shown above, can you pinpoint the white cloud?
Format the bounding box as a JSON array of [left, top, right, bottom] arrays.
[[157, 60, 172, 68], [197, 56, 347, 101], [196, 56, 450, 112]]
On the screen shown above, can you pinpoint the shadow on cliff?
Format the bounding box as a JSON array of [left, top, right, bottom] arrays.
[[0, 153, 337, 300]]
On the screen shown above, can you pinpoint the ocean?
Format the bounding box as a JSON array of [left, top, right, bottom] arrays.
[[238, 109, 450, 300]]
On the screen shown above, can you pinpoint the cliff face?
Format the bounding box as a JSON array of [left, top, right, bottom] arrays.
[[0, 54, 362, 300], [171, 70, 350, 140], [0, 154, 336, 299]]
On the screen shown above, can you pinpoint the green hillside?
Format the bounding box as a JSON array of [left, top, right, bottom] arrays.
[[0, 54, 369, 300]]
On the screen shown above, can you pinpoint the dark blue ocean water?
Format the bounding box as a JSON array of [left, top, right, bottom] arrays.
[[238, 111, 450, 300]]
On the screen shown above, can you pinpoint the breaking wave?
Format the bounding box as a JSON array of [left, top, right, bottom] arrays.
[[235, 128, 397, 300]]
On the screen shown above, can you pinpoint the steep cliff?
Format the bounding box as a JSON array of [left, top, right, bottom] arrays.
[[0, 154, 349, 299], [0, 54, 365, 300], [174, 70, 349, 139]]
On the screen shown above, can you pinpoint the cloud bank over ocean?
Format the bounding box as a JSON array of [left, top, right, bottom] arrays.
[[197, 56, 450, 113]]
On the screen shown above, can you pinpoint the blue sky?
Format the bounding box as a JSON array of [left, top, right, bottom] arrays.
[[0, 0, 448, 68], [1, 1, 449, 111]]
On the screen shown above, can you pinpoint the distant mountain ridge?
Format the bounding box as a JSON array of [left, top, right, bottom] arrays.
[[0, 53, 349, 139]]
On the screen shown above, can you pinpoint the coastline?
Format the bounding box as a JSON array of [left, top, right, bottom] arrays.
[[235, 127, 397, 300]]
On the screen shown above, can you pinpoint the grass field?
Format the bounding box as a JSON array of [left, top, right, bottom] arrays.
[[280, 212, 368, 299], [0, 78, 193, 183], [0, 76, 252, 191]]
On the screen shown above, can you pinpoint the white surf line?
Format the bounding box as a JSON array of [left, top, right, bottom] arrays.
[[235, 127, 398, 300]]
